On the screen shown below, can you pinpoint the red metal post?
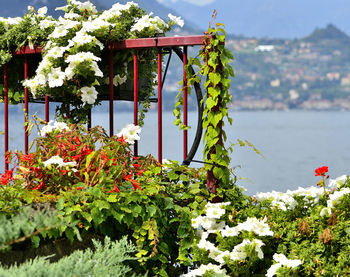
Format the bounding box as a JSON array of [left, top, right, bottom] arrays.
[[157, 49, 162, 163], [45, 96, 49, 123], [66, 104, 70, 119], [133, 50, 138, 156], [4, 63, 8, 171], [88, 108, 91, 130], [109, 49, 114, 136], [183, 46, 188, 160], [24, 55, 29, 154]]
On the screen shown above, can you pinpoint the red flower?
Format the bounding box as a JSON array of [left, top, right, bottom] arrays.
[[0, 169, 14, 185], [20, 153, 34, 165], [315, 166, 328, 177], [118, 135, 126, 144], [131, 179, 142, 191]]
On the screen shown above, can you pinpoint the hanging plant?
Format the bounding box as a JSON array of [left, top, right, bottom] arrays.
[[0, 1, 184, 123]]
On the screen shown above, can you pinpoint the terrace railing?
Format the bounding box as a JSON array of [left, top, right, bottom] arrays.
[[1, 35, 206, 171]]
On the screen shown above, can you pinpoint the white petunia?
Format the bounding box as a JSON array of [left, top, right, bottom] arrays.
[[43, 155, 76, 168], [205, 206, 226, 219], [38, 6, 48, 16], [168, 13, 184, 27], [80, 86, 98, 105], [320, 206, 332, 217], [329, 175, 348, 188], [40, 120, 69, 136], [65, 51, 101, 63], [49, 26, 68, 38], [113, 74, 127, 86], [48, 67, 65, 88], [117, 124, 142, 145], [47, 46, 67, 59], [220, 226, 239, 237]]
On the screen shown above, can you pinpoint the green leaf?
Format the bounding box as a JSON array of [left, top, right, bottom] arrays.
[[96, 200, 110, 210], [31, 235, 41, 248], [147, 205, 157, 217], [106, 194, 117, 203], [209, 72, 221, 86]]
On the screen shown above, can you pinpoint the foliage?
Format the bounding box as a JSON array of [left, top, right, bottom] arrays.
[[186, 171, 350, 276], [0, 206, 71, 252], [174, 21, 235, 191], [0, 119, 213, 276], [0, 236, 139, 277], [4, 120, 154, 194]]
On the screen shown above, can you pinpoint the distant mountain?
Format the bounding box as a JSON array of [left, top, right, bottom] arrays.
[[158, 0, 350, 39], [0, 0, 104, 18], [303, 24, 350, 42]]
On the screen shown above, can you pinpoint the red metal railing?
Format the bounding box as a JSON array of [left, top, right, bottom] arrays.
[[2, 35, 206, 170]]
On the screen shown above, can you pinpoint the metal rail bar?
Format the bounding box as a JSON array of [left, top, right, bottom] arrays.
[[133, 50, 138, 156]]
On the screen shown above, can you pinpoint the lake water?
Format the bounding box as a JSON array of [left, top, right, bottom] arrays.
[[1, 103, 349, 194]]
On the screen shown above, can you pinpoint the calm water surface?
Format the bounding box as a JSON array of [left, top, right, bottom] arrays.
[[1, 103, 349, 194]]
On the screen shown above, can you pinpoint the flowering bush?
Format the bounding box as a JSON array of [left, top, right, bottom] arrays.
[[0, 0, 184, 122], [2, 120, 152, 194], [186, 168, 350, 276]]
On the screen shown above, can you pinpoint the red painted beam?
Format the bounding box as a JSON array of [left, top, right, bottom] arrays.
[[12, 46, 42, 55], [108, 35, 207, 50]]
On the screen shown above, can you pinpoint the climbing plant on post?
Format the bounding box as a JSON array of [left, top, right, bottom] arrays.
[[201, 23, 234, 195], [174, 20, 234, 197]]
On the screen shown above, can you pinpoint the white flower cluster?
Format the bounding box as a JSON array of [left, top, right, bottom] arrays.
[[256, 185, 326, 211], [184, 263, 227, 277], [43, 155, 77, 168], [116, 123, 141, 145], [266, 253, 302, 277], [328, 175, 348, 189], [320, 185, 350, 217], [187, 202, 274, 276], [39, 120, 69, 136], [20, 1, 184, 106]]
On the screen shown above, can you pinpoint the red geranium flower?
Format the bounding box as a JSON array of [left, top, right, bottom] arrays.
[[315, 166, 328, 177]]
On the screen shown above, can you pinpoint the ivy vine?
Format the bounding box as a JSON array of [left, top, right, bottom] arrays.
[[174, 22, 234, 193]]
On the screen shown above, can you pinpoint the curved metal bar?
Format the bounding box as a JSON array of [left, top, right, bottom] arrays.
[[170, 47, 203, 166]]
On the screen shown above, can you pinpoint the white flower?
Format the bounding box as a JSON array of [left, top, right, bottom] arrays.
[[38, 6, 48, 16], [320, 207, 332, 217], [252, 238, 265, 259], [197, 239, 216, 252], [205, 206, 226, 219], [113, 74, 127, 86], [48, 67, 65, 88], [168, 13, 184, 27], [266, 263, 282, 277], [213, 250, 230, 265], [47, 46, 67, 59], [191, 216, 203, 229], [220, 226, 239, 237], [329, 175, 348, 188], [184, 263, 227, 277], [82, 18, 114, 33], [40, 120, 69, 136], [49, 26, 68, 38], [65, 51, 101, 63], [328, 188, 350, 208], [80, 86, 98, 105], [43, 156, 77, 168], [117, 124, 141, 145], [273, 253, 302, 267], [237, 217, 273, 236], [266, 253, 302, 276]]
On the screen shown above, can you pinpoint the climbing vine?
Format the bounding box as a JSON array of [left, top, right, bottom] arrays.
[[175, 21, 234, 193]]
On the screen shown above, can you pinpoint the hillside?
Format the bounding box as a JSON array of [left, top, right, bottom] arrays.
[[227, 24, 350, 110]]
